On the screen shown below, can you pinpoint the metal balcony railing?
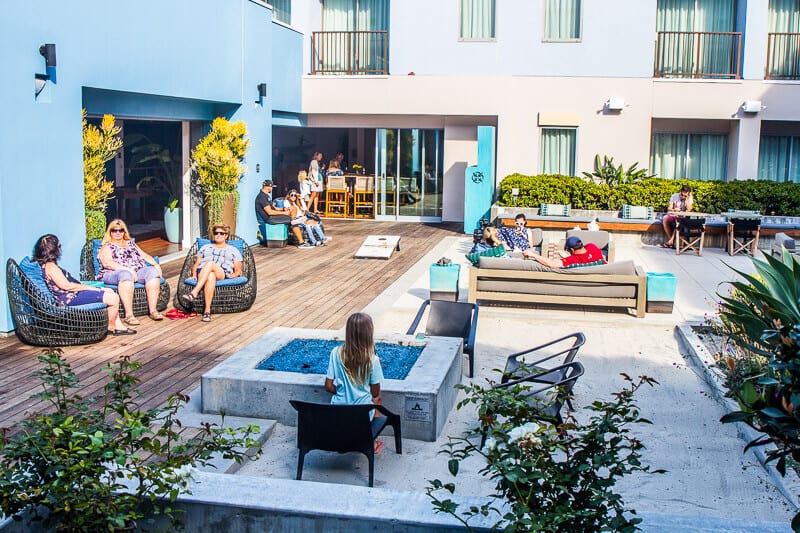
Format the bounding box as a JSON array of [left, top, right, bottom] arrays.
[[766, 33, 800, 80], [311, 30, 389, 75], [654, 31, 742, 79]]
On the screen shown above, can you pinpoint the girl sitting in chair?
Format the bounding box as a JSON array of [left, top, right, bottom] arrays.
[[324, 312, 384, 453]]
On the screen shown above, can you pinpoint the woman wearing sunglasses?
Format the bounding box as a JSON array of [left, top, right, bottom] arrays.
[[497, 213, 536, 252], [286, 189, 330, 247], [181, 224, 243, 322], [97, 219, 164, 324]]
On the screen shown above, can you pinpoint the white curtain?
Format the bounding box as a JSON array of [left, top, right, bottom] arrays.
[[323, 0, 356, 30], [544, 0, 581, 40], [687, 134, 727, 180], [758, 136, 791, 181], [460, 0, 495, 39], [272, 0, 291, 24], [650, 133, 688, 179], [768, 0, 800, 77], [541, 129, 576, 176], [322, 0, 389, 73]]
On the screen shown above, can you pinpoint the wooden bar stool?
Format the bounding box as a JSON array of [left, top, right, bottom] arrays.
[[325, 176, 348, 218]]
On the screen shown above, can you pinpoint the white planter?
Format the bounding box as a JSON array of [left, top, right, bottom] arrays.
[[164, 207, 182, 243]]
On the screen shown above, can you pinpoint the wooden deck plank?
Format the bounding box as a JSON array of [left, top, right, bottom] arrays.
[[0, 221, 463, 429]]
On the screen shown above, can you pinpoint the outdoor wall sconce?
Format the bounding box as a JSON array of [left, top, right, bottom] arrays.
[[256, 83, 267, 106], [742, 101, 764, 114], [35, 43, 57, 97], [605, 97, 625, 111]]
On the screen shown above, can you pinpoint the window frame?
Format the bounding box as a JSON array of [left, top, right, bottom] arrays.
[[540, 127, 578, 176], [542, 0, 583, 43], [649, 131, 729, 181], [458, 0, 498, 42], [270, 0, 291, 25]]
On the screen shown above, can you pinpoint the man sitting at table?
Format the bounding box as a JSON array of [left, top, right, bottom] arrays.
[[523, 236, 606, 268], [661, 185, 693, 248], [255, 179, 308, 247]]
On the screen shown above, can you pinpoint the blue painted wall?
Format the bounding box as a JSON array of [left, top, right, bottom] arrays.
[[463, 126, 496, 234], [0, 0, 302, 333]]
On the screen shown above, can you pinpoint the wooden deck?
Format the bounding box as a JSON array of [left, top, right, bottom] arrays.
[[0, 220, 463, 429]]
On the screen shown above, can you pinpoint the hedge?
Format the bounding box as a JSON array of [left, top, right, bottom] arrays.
[[497, 174, 800, 215]]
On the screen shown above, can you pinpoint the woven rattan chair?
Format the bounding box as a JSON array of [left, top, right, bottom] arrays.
[[7, 258, 109, 346], [80, 240, 170, 318], [172, 235, 257, 314]]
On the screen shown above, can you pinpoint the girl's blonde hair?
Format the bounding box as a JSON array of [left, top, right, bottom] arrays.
[[297, 170, 308, 180], [484, 227, 501, 247], [328, 160, 340, 170], [102, 219, 131, 243], [341, 312, 375, 386]]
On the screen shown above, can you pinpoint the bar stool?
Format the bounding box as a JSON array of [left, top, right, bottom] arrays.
[[325, 176, 348, 218]]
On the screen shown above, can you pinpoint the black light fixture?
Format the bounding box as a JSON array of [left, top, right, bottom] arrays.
[[256, 83, 267, 105], [35, 43, 56, 97]]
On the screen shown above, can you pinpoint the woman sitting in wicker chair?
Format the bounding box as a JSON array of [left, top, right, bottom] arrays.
[[97, 219, 165, 324], [33, 234, 135, 336], [181, 224, 243, 323]]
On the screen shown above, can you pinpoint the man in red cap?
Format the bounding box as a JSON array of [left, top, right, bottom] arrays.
[[523, 236, 605, 268]]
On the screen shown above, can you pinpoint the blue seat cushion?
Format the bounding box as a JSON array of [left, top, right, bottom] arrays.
[[72, 302, 108, 311], [91, 239, 103, 277], [103, 278, 166, 290], [18, 257, 53, 300], [184, 276, 247, 287], [196, 237, 246, 255]]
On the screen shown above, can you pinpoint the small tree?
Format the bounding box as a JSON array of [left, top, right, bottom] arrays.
[[0, 349, 261, 532], [427, 373, 661, 532], [83, 110, 122, 239], [192, 117, 249, 228]]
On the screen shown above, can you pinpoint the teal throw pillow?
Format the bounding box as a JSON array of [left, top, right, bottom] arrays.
[[466, 245, 506, 266]]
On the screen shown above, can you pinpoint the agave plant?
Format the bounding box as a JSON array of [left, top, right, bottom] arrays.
[[582, 154, 653, 188], [717, 249, 800, 531]]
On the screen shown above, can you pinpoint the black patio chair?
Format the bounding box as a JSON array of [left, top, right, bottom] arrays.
[[406, 299, 479, 377], [727, 218, 761, 256], [80, 239, 170, 318], [675, 217, 706, 256], [480, 361, 585, 448], [502, 332, 586, 409], [6, 258, 109, 346], [173, 234, 257, 314], [289, 400, 402, 487]]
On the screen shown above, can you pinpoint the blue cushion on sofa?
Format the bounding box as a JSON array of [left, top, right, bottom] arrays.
[[18, 257, 53, 300], [183, 276, 248, 287]]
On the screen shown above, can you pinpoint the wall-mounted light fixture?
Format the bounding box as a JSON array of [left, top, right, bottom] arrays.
[[256, 83, 267, 106], [606, 97, 625, 111], [35, 43, 57, 97], [742, 100, 764, 114]]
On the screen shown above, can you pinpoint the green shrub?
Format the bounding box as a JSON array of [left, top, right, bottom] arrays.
[[85, 208, 107, 240], [498, 174, 800, 215]]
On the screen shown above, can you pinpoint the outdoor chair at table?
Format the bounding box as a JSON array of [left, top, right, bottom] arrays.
[[353, 175, 375, 219], [80, 239, 170, 318], [6, 257, 109, 346], [480, 361, 585, 448], [325, 175, 348, 218], [173, 234, 256, 314], [406, 299, 479, 377], [727, 212, 761, 257], [675, 216, 706, 256], [290, 400, 402, 488]]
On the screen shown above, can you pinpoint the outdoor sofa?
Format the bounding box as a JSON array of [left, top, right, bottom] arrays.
[[468, 256, 647, 318]]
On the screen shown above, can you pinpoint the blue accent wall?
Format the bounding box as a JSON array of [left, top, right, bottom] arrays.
[[463, 126, 496, 234], [0, 0, 303, 333]]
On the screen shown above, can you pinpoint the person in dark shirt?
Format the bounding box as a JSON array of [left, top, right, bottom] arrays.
[[523, 236, 606, 268], [255, 180, 308, 247]]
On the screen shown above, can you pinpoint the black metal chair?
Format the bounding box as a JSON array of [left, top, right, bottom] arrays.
[[6, 258, 109, 346], [406, 299, 479, 377], [727, 218, 761, 256], [480, 361, 585, 448], [289, 400, 402, 487], [80, 240, 170, 318], [173, 235, 257, 314], [675, 217, 706, 256], [502, 332, 586, 409]]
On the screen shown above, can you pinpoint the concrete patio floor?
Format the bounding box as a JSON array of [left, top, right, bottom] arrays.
[[235, 237, 796, 531]]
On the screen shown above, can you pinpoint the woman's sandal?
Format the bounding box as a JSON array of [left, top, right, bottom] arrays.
[[123, 316, 141, 326], [659, 242, 673, 248], [202, 312, 211, 322], [181, 293, 195, 304], [110, 328, 137, 336], [149, 312, 165, 321], [373, 440, 384, 454]]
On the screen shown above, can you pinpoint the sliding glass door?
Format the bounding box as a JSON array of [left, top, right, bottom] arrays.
[[375, 128, 443, 221]]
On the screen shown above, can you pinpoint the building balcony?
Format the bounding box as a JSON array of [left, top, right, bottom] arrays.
[[766, 33, 800, 80], [311, 30, 389, 75], [654, 31, 741, 79]]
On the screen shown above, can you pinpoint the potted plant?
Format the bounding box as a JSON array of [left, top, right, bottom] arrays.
[[126, 134, 183, 243], [0, 349, 261, 532], [192, 117, 249, 236], [83, 110, 122, 239]]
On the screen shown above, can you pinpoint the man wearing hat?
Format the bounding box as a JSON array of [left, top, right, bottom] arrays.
[[523, 235, 605, 268], [255, 179, 308, 247]]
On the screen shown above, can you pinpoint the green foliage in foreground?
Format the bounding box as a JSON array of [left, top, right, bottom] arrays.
[[427, 373, 662, 532], [0, 349, 262, 532]]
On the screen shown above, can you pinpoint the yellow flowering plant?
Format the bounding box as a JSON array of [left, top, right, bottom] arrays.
[[83, 110, 122, 238]]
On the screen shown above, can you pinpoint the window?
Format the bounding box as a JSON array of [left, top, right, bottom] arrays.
[[649, 133, 728, 180], [767, 0, 800, 79], [758, 135, 800, 182], [544, 0, 581, 40], [272, 0, 291, 24], [460, 0, 495, 40], [541, 128, 576, 176]]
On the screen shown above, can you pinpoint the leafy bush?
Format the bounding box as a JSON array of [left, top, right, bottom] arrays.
[[0, 350, 261, 532], [716, 252, 800, 531], [497, 174, 800, 215], [427, 373, 661, 532]]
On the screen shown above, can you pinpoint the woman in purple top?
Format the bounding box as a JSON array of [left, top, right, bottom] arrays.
[[97, 219, 164, 325], [33, 234, 134, 336]]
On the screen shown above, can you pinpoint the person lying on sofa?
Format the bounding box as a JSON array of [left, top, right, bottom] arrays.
[[523, 236, 606, 268]]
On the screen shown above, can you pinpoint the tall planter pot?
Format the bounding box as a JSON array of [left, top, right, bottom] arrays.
[[222, 194, 237, 237], [164, 207, 182, 243]]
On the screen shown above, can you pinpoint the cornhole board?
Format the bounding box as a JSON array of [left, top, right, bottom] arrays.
[[354, 235, 401, 259]]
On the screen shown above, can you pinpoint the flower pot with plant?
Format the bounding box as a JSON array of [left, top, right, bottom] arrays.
[[192, 117, 249, 236]]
